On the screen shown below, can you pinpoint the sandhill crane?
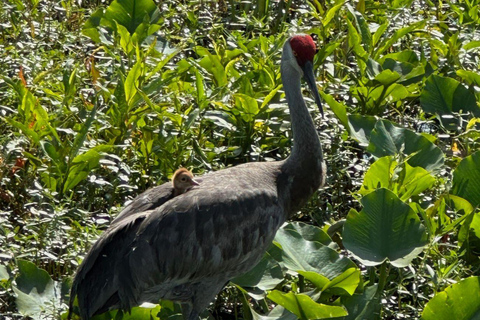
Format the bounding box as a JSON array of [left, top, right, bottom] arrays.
[[110, 168, 199, 225], [68, 34, 326, 320]]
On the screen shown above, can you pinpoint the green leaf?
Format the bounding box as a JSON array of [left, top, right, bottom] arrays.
[[457, 70, 480, 86], [63, 145, 113, 193], [341, 285, 381, 320], [323, 1, 345, 27], [347, 114, 377, 146], [451, 151, 480, 207], [373, 70, 401, 86], [13, 260, 64, 319], [367, 119, 445, 171], [343, 188, 428, 267], [234, 93, 259, 122], [374, 20, 425, 59], [125, 60, 143, 105], [273, 222, 356, 279], [422, 276, 480, 320], [420, 74, 480, 118], [299, 268, 361, 296], [359, 156, 436, 201], [198, 52, 227, 87], [320, 93, 348, 128], [0, 264, 10, 281], [232, 253, 284, 291], [104, 0, 157, 34], [267, 291, 348, 320]]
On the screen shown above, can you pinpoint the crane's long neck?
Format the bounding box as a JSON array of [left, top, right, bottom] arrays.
[[279, 59, 325, 214]]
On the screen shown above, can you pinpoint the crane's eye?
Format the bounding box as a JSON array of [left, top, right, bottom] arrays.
[[181, 177, 187, 182], [293, 51, 298, 57]]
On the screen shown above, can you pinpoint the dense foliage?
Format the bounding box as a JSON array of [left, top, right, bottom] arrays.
[[1, 0, 480, 319]]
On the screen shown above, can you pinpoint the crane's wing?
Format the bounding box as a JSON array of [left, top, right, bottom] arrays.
[[111, 182, 173, 225], [118, 163, 285, 309], [70, 211, 149, 319]]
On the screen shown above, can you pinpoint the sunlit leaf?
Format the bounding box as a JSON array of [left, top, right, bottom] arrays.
[[422, 276, 480, 320], [267, 291, 348, 320], [343, 188, 428, 267]]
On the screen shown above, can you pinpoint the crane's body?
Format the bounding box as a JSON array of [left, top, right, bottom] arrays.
[[69, 34, 326, 320]]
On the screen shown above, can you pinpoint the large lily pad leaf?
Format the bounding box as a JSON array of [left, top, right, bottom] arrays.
[[343, 188, 428, 267], [232, 251, 284, 291], [274, 222, 356, 279], [367, 119, 444, 171], [420, 74, 480, 117], [13, 260, 67, 320], [347, 116, 444, 171], [451, 151, 480, 207], [422, 276, 480, 320], [267, 291, 348, 320]]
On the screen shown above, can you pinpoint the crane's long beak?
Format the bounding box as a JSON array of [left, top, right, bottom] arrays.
[[191, 179, 200, 186], [303, 60, 324, 118]]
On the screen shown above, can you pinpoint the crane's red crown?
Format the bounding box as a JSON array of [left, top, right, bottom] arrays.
[[289, 35, 316, 67]]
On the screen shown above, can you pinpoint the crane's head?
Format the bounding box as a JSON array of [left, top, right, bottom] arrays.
[[283, 34, 324, 117], [172, 168, 199, 194]]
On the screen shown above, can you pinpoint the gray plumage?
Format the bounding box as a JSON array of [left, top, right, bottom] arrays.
[[69, 34, 326, 320]]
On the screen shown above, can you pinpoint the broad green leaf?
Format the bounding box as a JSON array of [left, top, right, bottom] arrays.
[[463, 40, 480, 51], [396, 162, 436, 200], [422, 276, 480, 320], [299, 268, 361, 296], [81, 8, 104, 43], [347, 114, 377, 146], [343, 188, 428, 267], [273, 222, 356, 279], [232, 253, 284, 291], [250, 305, 297, 320], [234, 93, 259, 122], [359, 156, 396, 194], [373, 69, 401, 86], [360, 156, 435, 200], [13, 260, 65, 320], [267, 291, 348, 320], [104, 0, 157, 34], [457, 70, 480, 86], [451, 151, 480, 207], [420, 74, 480, 118], [367, 119, 445, 171], [341, 285, 381, 320]]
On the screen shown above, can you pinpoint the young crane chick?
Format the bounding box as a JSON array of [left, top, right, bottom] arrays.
[[172, 168, 199, 196], [110, 168, 199, 226]]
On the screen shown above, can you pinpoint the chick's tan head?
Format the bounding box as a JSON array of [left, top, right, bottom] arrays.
[[172, 168, 199, 195]]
